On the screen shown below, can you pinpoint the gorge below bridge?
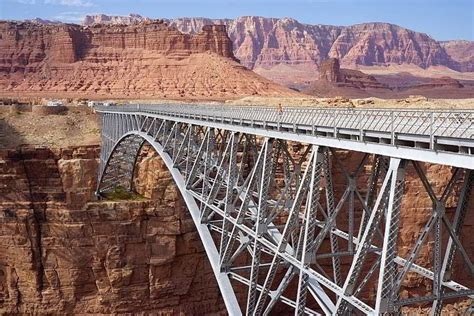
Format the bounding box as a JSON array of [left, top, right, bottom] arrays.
[[95, 104, 474, 315]]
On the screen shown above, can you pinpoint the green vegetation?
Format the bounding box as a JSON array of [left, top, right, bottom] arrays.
[[89, 127, 100, 135], [104, 186, 144, 201]]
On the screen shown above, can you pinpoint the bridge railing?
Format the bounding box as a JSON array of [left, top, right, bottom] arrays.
[[96, 104, 474, 148]]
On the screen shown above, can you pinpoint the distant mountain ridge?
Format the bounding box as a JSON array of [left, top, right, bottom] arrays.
[[81, 14, 474, 72]]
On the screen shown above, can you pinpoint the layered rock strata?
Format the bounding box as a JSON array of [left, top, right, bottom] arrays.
[[83, 15, 470, 72], [0, 20, 295, 98], [318, 58, 389, 89], [0, 142, 472, 313], [0, 146, 225, 314], [440, 40, 474, 72]]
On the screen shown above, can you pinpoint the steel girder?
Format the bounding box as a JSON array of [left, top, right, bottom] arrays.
[[96, 111, 473, 316]]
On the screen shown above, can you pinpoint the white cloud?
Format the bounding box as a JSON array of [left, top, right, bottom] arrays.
[[44, 0, 94, 7]]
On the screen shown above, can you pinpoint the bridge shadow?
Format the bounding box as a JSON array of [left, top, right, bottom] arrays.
[[0, 109, 28, 149]]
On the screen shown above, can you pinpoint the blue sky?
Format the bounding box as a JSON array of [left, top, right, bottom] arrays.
[[0, 0, 472, 40]]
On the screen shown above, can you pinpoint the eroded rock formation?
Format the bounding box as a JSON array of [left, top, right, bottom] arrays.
[[0, 20, 295, 98], [319, 58, 343, 82], [82, 15, 471, 72], [82, 13, 149, 26], [318, 58, 389, 89], [440, 40, 474, 72], [0, 143, 472, 313], [0, 146, 226, 314]]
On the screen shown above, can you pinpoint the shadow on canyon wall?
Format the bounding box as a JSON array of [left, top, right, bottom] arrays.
[[0, 133, 228, 314], [0, 116, 26, 150]]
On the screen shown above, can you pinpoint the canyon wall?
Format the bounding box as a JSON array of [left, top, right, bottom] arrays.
[[176, 17, 469, 72], [0, 20, 234, 70], [0, 20, 295, 98], [0, 139, 471, 313], [82, 15, 472, 72], [440, 40, 474, 72], [0, 146, 226, 314]]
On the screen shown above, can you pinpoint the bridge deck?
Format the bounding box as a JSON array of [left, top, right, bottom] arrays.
[[96, 104, 474, 168], [95, 103, 474, 315]]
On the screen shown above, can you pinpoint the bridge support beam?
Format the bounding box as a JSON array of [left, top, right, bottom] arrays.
[[95, 110, 474, 315]]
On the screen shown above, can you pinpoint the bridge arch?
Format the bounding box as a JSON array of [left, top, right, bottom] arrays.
[[96, 130, 242, 314], [95, 107, 474, 315]]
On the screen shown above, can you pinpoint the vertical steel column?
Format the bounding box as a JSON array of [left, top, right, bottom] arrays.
[[375, 159, 406, 313], [322, 149, 342, 286], [431, 170, 473, 315], [219, 132, 239, 265], [335, 157, 400, 314], [247, 138, 274, 315], [295, 148, 323, 315]]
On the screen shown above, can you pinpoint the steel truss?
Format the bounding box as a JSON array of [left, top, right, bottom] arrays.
[[96, 111, 473, 315]]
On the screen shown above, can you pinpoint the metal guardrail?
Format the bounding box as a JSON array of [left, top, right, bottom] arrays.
[[96, 104, 474, 153]]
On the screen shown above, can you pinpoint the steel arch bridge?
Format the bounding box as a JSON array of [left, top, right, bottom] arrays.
[[95, 104, 474, 315]]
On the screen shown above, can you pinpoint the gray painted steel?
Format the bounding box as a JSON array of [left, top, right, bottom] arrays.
[[95, 104, 473, 315], [98, 104, 474, 169]]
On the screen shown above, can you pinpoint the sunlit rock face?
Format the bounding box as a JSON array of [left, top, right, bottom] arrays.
[[0, 20, 295, 98], [162, 17, 457, 71], [0, 144, 471, 314], [0, 146, 225, 314]]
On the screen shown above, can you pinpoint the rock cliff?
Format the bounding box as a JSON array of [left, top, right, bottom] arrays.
[[82, 15, 471, 72], [440, 40, 474, 72], [0, 20, 296, 98], [304, 57, 389, 97], [82, 13, 149, 26], [0, 143, 471, 313], [0, 145, 226, 313], [318, 58, 389, 89]]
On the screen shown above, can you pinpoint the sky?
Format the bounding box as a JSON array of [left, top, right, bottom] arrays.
[[0, 0, 472, 41]]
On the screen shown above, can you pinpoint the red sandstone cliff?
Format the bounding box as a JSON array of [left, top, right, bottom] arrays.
[[318, 58, 388, 88], [82, 15, 470, 73], [303, 58, 389, 97], [0, 144, 471, 314], [0, 146, 226, 314], [440, 40, 474, 72], [0, 20, 234, 70], [0, 20, 296, 98]]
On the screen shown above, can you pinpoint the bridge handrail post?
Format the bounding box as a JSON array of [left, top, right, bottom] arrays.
[[430, 112, 434, 150], [391, 111, 395, 145]]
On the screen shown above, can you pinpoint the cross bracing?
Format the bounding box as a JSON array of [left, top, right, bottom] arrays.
[[95, 104, 474, 315]]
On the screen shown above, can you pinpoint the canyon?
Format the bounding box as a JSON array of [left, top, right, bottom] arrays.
[[0, 20, 296, 99], [0, 11, 471, 314], [0, 107, 472, 313]]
